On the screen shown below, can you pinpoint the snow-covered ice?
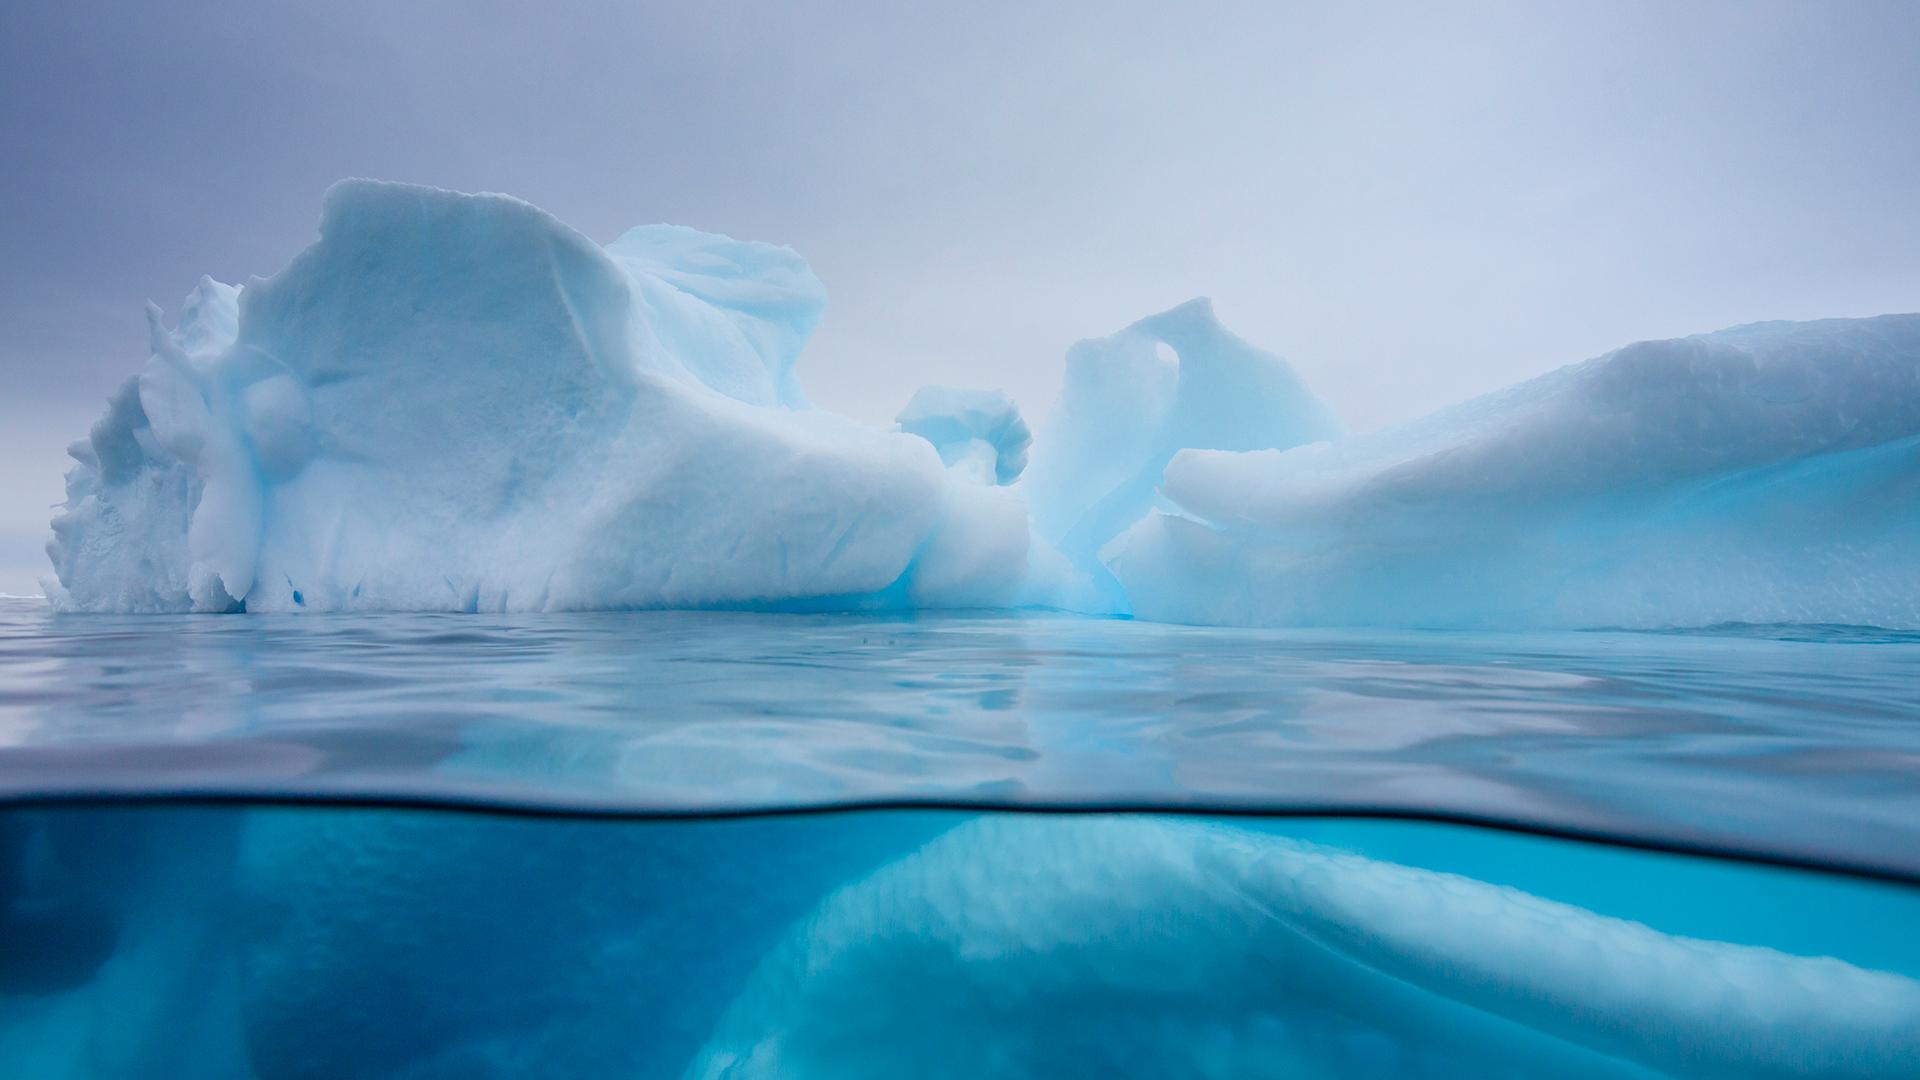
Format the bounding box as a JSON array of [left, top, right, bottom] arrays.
[[1111, 315, 1920, 627], [45, 181, 1920, 627], [47, 182, 1030, 614]]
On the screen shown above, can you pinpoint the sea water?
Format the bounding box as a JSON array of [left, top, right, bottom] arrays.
[[1, 597, 1917, 1077]]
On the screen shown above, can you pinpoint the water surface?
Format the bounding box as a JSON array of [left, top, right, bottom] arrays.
[[4, 598, 1919, 1076], [2, 598, 1917, 880]]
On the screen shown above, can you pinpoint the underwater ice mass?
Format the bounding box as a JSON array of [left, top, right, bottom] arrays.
[[7, 806, 1919, 1079], [46, 181, 1920, 627]]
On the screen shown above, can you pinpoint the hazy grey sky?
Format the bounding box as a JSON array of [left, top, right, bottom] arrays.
[[4, 0, 1918, 594]]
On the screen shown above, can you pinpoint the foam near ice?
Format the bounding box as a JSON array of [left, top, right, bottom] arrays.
[[44, 180, 1920, 627]]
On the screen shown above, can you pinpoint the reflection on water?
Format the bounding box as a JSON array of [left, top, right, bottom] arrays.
[[1, 806, 1915, 1079], [3, 599, 1919, 880]]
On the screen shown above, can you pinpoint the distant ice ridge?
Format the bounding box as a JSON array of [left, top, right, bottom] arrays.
[[1111, 315, 1920, 628], [46, 181, 1920, 626]]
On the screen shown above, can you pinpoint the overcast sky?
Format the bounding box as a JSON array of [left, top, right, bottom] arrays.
[[4, 0, 1918, 594]]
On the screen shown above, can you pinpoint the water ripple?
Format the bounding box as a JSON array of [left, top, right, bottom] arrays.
[[2, 598, 1916, 881]]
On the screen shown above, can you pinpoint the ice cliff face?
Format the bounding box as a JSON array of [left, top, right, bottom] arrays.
[[48, 182, 1026, 614], [45, 181, 1920, 627]]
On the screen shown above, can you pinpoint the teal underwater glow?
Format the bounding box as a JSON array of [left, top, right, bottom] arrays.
[[3, 806, 1916, 1079]]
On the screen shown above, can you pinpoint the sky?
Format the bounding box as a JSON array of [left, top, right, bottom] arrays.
[[3, 0, 1918, 595]]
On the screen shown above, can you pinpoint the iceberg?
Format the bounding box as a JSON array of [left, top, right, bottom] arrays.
[[692, 817, 1920, 1079], [47, 182, 1029, 614], [12, 806, 1913, 1078], [1019, 298, 1342, 604], [44, 180, 1920, 627], [1111, 316, 1920, 628]]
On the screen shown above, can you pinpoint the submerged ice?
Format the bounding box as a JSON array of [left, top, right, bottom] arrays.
[[46, 181, 1920, 627], [694, 817, 1920, 1080], [4, 807, 1916, 1079], [1113, 317, 1920, 628]]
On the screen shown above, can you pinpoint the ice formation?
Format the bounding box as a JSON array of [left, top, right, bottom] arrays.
[[895, 386, 1031, 486], [47, 182, 1030, 614], [1111, 315, 1920, 627], [45, 180, 1920, 627], [1019, 298, 1341, 597], [693, 817, 1920, 1079], [9, 807, 1914, 1078]]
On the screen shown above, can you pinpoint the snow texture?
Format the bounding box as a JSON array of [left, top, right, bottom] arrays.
[[1112, 315, 1920, 627], [47, 182, 1028, 614]]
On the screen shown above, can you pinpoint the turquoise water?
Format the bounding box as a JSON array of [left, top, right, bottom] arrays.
[[2, 598, 1918, 1076]]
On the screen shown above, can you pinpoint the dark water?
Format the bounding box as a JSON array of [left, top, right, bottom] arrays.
[[2, 599, 1918, 1076]]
